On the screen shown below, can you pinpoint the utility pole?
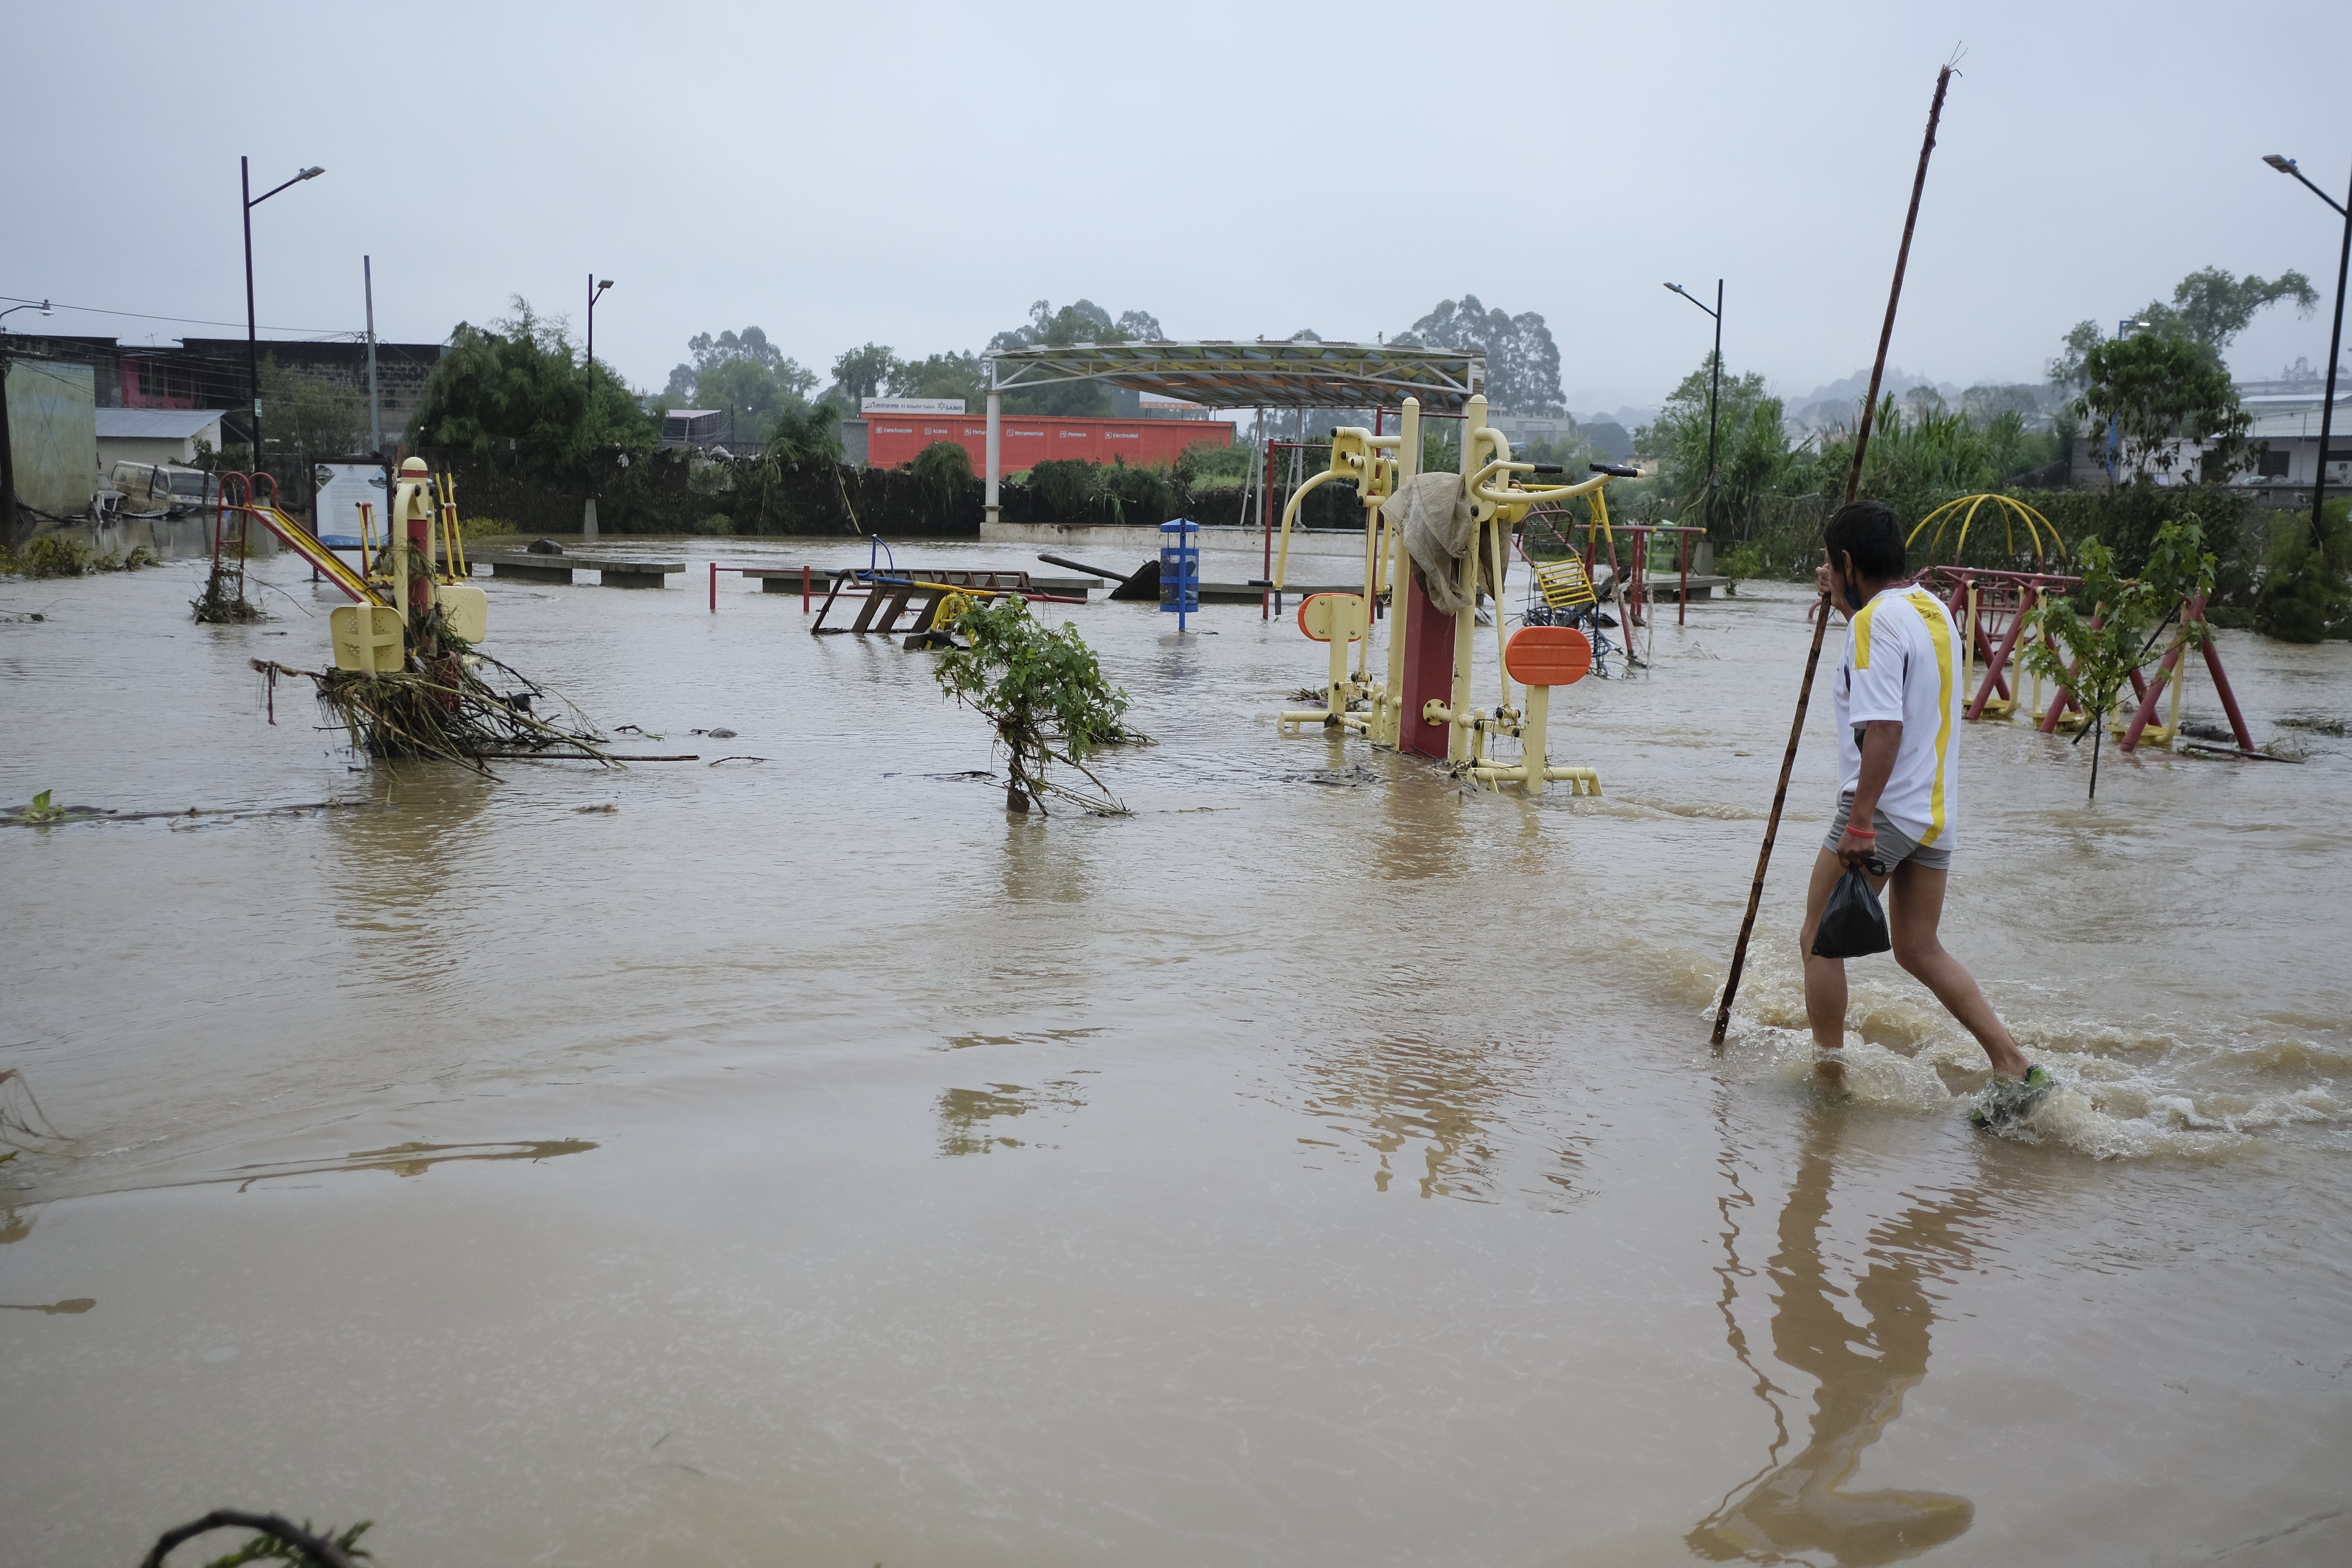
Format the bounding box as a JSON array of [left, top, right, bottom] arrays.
[[364, 255, 382, 456]]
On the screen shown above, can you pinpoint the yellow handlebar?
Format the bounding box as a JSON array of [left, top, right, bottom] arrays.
[[1274, 466, 1341, 592]]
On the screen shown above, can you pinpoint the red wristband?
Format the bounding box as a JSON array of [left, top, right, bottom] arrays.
[[1846, 828, 1876, 838]]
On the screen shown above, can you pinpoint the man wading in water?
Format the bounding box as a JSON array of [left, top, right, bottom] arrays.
[[1799, 501, 2050, 1125]]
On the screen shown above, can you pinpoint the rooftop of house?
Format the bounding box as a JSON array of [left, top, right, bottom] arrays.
[[94, 408, 226, 438]]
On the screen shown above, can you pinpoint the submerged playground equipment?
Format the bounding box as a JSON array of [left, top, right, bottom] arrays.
[[1906, 495, 2255, 755], [230, 457, 608, 768], [1265, 392, 1624, 795]]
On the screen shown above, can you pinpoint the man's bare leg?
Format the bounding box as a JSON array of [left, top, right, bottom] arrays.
[[1799, 848, 1871, 1081], [1885, 860, 2031, 1079]]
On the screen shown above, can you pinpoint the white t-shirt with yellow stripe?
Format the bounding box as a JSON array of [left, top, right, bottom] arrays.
[[1831, 584, 1962, 845]]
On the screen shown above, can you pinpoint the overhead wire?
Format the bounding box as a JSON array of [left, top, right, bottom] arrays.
[[0, 293, 361, 337]]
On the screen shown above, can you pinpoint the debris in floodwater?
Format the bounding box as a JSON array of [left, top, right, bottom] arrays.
[[2278, 715, 2348, 737], [574, 803, 619, 813], [255, 646, 613, 776], [1287, 762, 1383, 788], [0, 1298, 95, 1314], [707, 755, 768, 766], [191, 557, 265, 623], [5, 789, 77, 824], [0, 1068, 63, 1154]]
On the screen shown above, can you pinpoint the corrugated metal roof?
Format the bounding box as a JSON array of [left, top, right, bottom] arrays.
[[94, 408, 226, 438], [985, 341, 1485, 411]]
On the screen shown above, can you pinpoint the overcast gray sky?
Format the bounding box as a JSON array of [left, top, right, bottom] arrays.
[[7, 0, 2349, 416]]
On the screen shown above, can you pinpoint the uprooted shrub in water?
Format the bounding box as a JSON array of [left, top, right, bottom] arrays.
[[193, 558, 266, 622], [1, 537, 162, 578], [256, 603, 612, 774], [931, 595, 1140, 815]]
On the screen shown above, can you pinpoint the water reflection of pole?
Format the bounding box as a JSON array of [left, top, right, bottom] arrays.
[[1690, 1109, 1978, 1566]]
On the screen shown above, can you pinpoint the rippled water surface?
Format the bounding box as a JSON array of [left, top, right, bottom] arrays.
[[4, 541, 2349, 1566]]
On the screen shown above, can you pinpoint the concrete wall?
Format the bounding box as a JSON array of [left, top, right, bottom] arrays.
[[6, 358, 99, 517]]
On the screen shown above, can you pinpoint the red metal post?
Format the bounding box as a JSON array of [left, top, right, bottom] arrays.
[[1261, 436, 1275, 619], [802, 563, 811, 610], [709, 560, 718, 612], [1970, 584, 2032, 720], [2201, 628, 2256, 750], [1679, 528, 1689, 626]]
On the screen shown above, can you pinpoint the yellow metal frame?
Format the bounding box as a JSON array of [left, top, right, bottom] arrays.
[[1908, 493, 2067, 565], [1273, 392, 1609, 795]]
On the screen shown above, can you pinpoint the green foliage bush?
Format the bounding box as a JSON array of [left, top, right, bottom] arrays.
[[765, 401, 846, 468], [1, 537, 162, 578], [2254, 499, 2352, 643], [911, 440, 976, 512], [1026, 459, 1101, 517], [2023, 520, 2217, 798], [408, 299, 655, 478]]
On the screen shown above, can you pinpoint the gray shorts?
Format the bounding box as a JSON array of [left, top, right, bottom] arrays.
[[1823, 793, 1953, 872]]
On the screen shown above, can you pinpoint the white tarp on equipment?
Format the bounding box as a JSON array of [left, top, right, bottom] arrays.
[[1381, 471, 1486, 616]]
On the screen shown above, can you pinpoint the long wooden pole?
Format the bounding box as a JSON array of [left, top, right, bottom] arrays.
[[1710, 63, 1955, 1049]]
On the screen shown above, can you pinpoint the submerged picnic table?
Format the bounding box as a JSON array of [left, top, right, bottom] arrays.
[[474, 551, 685, 588]]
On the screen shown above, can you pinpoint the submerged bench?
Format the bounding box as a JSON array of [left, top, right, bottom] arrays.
[[474, 552, 686, 588], [746, 566, 1099, 601]]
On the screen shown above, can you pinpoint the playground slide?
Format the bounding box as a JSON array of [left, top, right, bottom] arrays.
[[241, 505, 390, 609]]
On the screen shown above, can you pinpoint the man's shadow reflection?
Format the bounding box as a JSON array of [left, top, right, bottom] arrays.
[[1690, 1111, 1986, 1565]]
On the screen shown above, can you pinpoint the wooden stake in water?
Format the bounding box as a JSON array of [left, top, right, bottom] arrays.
[[1710, 62, 1955, 1050]]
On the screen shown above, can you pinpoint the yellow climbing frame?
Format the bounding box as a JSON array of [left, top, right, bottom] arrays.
[[1909, 493, 2067, 567]]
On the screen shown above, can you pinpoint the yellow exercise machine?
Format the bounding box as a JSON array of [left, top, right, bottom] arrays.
[[1272, 393, 1618, 794]]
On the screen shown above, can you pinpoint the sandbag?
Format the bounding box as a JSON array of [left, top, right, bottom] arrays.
[[1810, 866, 1891, 960]]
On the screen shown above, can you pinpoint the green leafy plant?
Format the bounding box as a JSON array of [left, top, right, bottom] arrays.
[[2253, 498, 2352, 644], [931, 597, 1138, 815], [764, 400, 846, 468], [910, 439, 976, 514], [2022, 518, 2216, 799], [18, 789, 67, 824]]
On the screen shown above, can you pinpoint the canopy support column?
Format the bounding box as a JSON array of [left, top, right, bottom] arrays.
[[984, 389, 1001, 530]]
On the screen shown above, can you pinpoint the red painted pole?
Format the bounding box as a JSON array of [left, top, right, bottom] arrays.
[[1261, 436, 1275, 619], [1970, 584, 2032, 719], [802, 563, 811, 610], [2201, 632, 2256, 750], [1679, 528, 1689, 626], [709, 560, 718, 612]]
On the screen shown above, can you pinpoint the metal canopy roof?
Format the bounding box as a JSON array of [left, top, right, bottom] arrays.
[[985, 340, 1485, 411]]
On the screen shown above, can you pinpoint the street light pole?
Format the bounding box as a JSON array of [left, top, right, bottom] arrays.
[[241, 157, 325, 468], [586, 276, 613, 371], [1665, 278, 1724, 516], [2264, 154, 2351, 557]]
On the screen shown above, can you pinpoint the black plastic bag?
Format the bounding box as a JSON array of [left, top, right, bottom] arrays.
[[1811, 866, 1891, 959]]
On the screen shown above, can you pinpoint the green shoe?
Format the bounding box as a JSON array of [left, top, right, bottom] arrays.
[[1971, 1065, 2053, 1129]]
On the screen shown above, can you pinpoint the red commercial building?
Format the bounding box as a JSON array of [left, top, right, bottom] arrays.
[[860, 410, 1232, 470]]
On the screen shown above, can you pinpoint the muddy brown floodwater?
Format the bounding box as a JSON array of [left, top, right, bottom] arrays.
[[3, 541, 2349, 1567]]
